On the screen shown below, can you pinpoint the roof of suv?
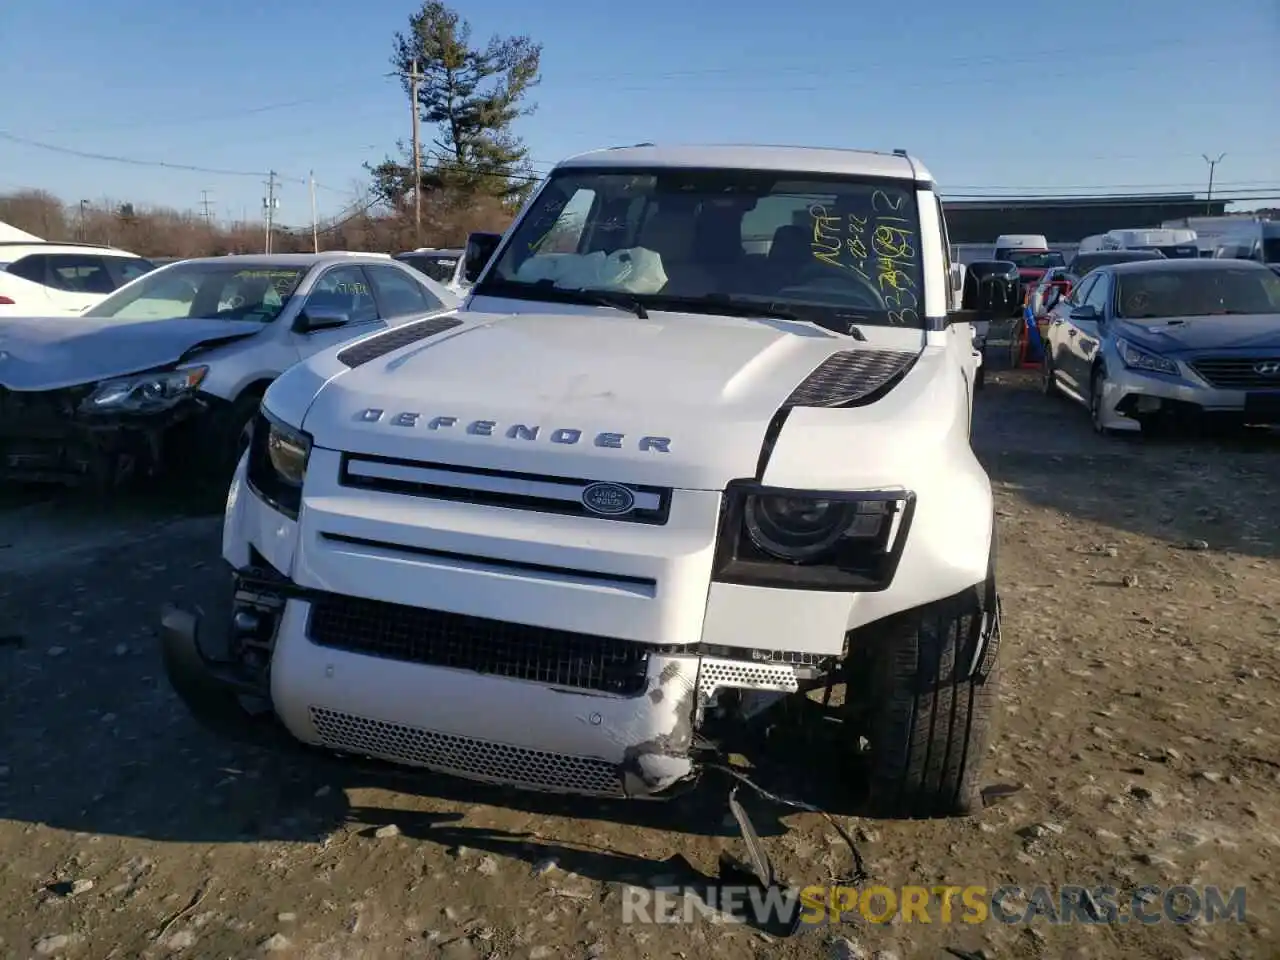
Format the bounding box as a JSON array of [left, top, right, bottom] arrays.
[[558, 144, 933, 184], [0, 241, 142, 258]]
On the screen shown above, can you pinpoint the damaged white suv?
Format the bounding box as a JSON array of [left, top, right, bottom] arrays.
[[160, 145, 1016, 818]]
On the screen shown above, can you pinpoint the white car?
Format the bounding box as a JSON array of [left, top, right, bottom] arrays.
[[159, 144, 1014, 819], [0, 252, 458, 487], [0, 241, 155, 316]]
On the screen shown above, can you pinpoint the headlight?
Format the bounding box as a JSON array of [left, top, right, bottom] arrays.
[[1116, 338, 1179, 376], [245, 409, 311, 519], [714, 482, 913, 591], [80, 366, 208, 414]]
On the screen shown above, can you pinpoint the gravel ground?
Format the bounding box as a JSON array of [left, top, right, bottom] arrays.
[[2, 361, 1279, 960]]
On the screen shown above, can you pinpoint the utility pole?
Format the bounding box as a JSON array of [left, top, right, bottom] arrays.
[[408, 58, 423, 247], [200, 190, 214, 227], [309, 171, 319, 253], [1202, 153, 1225, 215], [263, 170, 278, 253], [78, 200, 88, 241]]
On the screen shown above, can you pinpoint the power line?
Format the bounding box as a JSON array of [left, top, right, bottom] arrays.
[[0, 130, 277, 179]]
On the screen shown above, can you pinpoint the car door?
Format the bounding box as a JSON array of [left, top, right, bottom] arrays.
[[365, 262, 451, 325], [1047, 273, 1094, 386], [290, 264, 385, 358], [1062, 271, 1110, 389]]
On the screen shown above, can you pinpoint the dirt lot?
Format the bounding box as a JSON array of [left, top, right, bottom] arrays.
[[2, 367, 1279, 960]]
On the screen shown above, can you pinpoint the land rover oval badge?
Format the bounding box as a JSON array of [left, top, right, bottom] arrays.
[[581, 481, 635, 516]]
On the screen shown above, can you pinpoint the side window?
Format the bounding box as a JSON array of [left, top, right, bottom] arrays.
[[6, 255, 48, 285], [368, 264, 442, 317], [1069, 275, 1097, 307], [1083, 274, 1110, 314], [45, 255, 116, 294], [110, 258, 154, 287], [303, 265, 379, 326]]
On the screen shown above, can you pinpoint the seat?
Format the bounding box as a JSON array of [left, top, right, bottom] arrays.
[[765, 224, 811, 290], [636, 209, 715, 296]]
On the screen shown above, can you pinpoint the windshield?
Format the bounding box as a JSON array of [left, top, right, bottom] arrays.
[[1002, 250, 1066, 269], [1263, 238, 1280, 264], [84, 262, 306, 322], [398, 253, 458, 284], [1115, 266, 1280, 319], [475, 167, 927, 329]]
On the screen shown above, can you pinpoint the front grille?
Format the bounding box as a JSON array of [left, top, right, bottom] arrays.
[[339, 454, 672, 525], [1190, 357, 1280, 390], [0, 386, 84, 436], [307, 592, 656, 694], [309, 707, 624, 796]]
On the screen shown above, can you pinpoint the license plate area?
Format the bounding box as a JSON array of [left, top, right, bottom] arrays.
[[1243, 392, 1280, 422]]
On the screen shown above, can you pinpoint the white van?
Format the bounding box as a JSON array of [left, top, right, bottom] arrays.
[[1210, 219, 1280, 267], [993, 234, 1048, 260], [1089, 228, 1199, 259]]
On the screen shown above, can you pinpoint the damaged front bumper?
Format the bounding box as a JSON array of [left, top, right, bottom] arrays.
[[0, 384, 205, 486], [159, 565, 789, 799]]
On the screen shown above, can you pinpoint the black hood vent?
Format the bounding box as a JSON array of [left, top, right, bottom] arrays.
[[783, 349, 917, 409]]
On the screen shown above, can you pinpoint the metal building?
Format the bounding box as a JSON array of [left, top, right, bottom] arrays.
[[941, 195, 1229, 244]]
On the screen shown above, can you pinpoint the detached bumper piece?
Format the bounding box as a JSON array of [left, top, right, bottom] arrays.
[[158, 567, 298, 749], [0, 385, 201, 487]]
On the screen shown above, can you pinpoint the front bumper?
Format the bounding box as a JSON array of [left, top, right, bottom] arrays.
[[0, 385, 205, 485], [158, 566, 816, 798], [1099, 366, 1280, 432]]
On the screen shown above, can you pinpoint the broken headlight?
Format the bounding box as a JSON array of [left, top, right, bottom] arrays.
[[245, 409, 311, 519], [712, 481, 914, 591], [80, 366, 208, 414]]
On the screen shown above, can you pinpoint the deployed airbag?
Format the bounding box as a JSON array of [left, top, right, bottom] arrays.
[[515, 247, 668, 295]]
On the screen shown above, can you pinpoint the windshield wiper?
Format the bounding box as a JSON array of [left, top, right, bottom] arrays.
[[571, 289, 648, 319], [526, 279, 648, 318]]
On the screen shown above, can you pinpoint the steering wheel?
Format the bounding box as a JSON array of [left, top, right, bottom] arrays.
[[778, 265, 884, 309]]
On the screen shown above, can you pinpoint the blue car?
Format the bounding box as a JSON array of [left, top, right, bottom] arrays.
[[1041, 259, 1280, 434]]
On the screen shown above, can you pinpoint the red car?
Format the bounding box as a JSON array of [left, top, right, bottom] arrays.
[[1004, 249, 1068, 291]]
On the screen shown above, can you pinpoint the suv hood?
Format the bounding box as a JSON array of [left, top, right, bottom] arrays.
[[1115, 314, 1280, 355], [0, 316, 265, 391], [303, 310, 917, 489]]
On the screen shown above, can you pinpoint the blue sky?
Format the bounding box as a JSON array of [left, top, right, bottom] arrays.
[[1, 0, 1276, 227]]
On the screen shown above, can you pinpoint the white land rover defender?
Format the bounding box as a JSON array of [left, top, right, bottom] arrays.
[[160, 145, 1018, 818]]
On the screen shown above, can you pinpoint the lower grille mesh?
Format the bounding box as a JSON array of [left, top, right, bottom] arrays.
[[307, 592, 654, 695], [309, 707, 624, 795]]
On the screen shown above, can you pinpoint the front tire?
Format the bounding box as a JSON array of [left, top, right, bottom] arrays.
[[851, 537, 1001, 819]]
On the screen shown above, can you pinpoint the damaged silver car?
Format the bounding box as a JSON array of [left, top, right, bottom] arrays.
[[0, 252, 458, 488]]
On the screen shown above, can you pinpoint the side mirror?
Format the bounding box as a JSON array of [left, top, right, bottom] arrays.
[[295, 308, 349, 332], [1069, 304, 1100, 322], [463, 231, 502, 283]]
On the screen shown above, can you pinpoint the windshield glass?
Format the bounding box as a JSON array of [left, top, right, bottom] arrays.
[[475, 167, 927, 329], [84, 262, 306, 322], [398, 253, 458, 284], [1115, 266, 1280, 319], [1003, 250, 1066, 269], [1263, 238, 1280, 263]]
